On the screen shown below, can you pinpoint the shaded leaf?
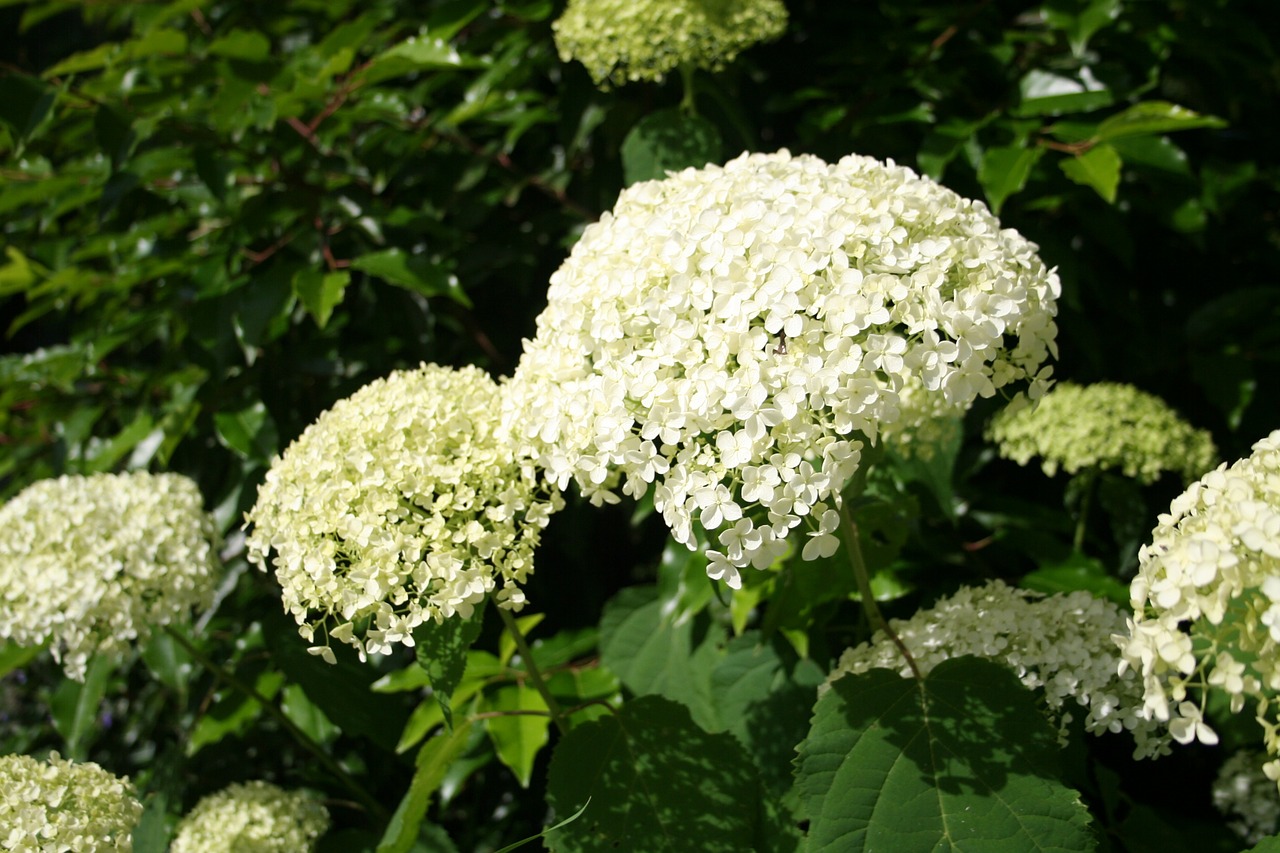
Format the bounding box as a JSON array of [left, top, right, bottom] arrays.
[[621, 108, 723, 186], [379, 719, 476, 853], [1095, 101, 1227, 142], [413, 604, 486, 730], [353, 249, 471, 307], [484, 684, 550, 788]]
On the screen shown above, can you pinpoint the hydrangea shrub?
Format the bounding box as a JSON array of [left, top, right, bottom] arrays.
[[507, 150, 1060, 588], [0, 752, 142, 852], [246, 363, 563, 662], [169, 781, 329, 853], [1116, 429, 1280, 774], [552, 0, 788, 87], [826, 580, 1168, 757], [0, 472, 219, 680], [987, 381, 1218, 484]]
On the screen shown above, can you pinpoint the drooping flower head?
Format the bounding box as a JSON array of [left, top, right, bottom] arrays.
[[1214, 750, 1280, 844], [553, 0, 788, 87], [1116, 430, 1280, 775], [987, 381, 1217, 484], [825, 580, 1168, 758], [0, 752, 142, 851], [169, 781, 329, 853], [0, 472, 219, 681], [507, 151, 1060, 587], [245, 364, 562, 662]]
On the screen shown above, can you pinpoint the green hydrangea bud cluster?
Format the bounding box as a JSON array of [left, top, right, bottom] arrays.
[[1214, 750, 1280, 844], [1116, 430, 1280, 779], [169, 781, 329, 853], [0, 472, 219, 681], [0, 752, 142, 852], [826, 580, 1169, 758], [986, 381, 1217, 484], [552, 0, 788, 87], [245, 364, 563, 663]]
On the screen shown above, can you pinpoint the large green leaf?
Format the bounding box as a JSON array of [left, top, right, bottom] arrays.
[[545, 696, 762, 852], [621, 108, 723, 186], [352, 249, 471, 307], [1094, 101, 1227, 142], [379, 719, 476, 853], [484, 684, 550, 788], [413, 604, 486, 730], [1059, 144, 1122, 203], [49, 655, 114, 760], [795, 657, 1095, 852], [978, 145, 1044, 214]]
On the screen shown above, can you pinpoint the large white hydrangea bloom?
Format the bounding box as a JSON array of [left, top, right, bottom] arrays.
[[507, 151, 1059, 587], [0, 472, 219, 681], [987, 381, 1217, 484], [1116, 430, 1280, 776], [826, 580, 1168, 758], [246, 364, 562, 662], [553, 0, 788, 88], [169, 781, 329, 853], [0, 752, 142, 852]]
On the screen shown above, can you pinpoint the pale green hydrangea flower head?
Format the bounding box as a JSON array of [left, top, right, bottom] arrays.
[[169, 781, 329, 853], [0, 472, 219, 681], [826, 580, 1169, 758], [245, 364, 563, 663], [553, 0, 788, 87], [1214, 750, 1280, 844], [1116, 430, 1280, 778], [0, 752, 142, 852], [506, 150, 1059, 588], [987, 381, 1217, 484]]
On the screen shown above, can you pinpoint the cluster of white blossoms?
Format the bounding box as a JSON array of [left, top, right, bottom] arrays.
[[1116, 430, 1280, 776], [1213, 750, 1280, 844], [0, 752, 142, 852], [506, 151, 1060, 588], [0, 472, 219, 681], [987, 381, 1217, 484], [169, 781, 329, 853], [825, 581, 1169, 757], [245, 364, 563, 662], [552, 0, 788, 88]]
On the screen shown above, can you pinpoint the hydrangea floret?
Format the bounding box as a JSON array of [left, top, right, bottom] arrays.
[[506, 150, 1060, 588], [552, 0, 788, 88], [0, 472, 219, 681], [245, 364, 563, 663], [0, 752, 142, 852], [1115, 430, 1280, 776], [986, 381, 1217, 484], [825, 580, 1168, 757], [1213, 750, 1280, 844], [169, 781, 329, 853]]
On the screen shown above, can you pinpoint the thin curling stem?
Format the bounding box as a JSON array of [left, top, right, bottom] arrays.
[[839, 504, 921, 679], [162, 625, 386, 821], [497, 606, 569, 736]]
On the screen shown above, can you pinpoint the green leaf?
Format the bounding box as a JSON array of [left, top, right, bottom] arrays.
[[140, 630, 191, 692], [281, 683, 340, 745], [978, 145, 1044, 213], [621, 108, 723, 186], [1021, 553, 1130, 606], [484, 684, 550, 788], [93, 104, 136, 171], [545, 696, 762, 852], [0, 72, 55, 144], [187, 667, 285, 756], [1016, 70, 1114, 117], [0, 641, 41, 679], [796, 657, 1095, 852], [363, 36, 478, 85], [49, 656, 115, 760], [1043, 0, 1121, 55], [293, 269, 351, 329], [353, 250, 471, 307], [379, 719, 476, 853], [84, 411, 155, 472], [1095, 101, 1227, 142], [1059, 143, 1122, 203], [213, 400, 278, 461], [207, 29, 271, 61], [413, 604, 486, 730], [598, 586, 726, 732]]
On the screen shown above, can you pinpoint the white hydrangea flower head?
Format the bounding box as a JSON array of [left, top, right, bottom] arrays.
[[987, 381, 1218, 484], [0, 472, 219, 681], [507, 151, 1059, 587], [1116, 430, 1280, 763], [1214, 750, 1280, 844], [245, 364, 563, 662], [553, 0, 788, 87], [0, 752, 142, 851], [825, 580, 1169, 758], [169, 781, 329, 853]]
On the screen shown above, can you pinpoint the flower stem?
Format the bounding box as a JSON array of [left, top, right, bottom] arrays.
[[839, 503, 921, 678], [679, 63, 698, 115], [497, 606, 569, 736], [1073, 468, 1099, 553], [162, 624, 386, 821]]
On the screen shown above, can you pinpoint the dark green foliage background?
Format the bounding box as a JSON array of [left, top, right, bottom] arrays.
[[1, 0, 1277, 849]]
